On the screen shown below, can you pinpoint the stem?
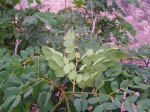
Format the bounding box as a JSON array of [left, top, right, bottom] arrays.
[[15, 39, 21, 54], [73, 79, 75, 92], [92, 14, 98, 33], [64, 93, 71, 112], [51, 96, 64, 112], [90, 0, 94, 22]]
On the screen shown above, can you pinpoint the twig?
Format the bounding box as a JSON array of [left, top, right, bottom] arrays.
[[15, 39, 22, 54], [90, 0, 94, 22], [91, 14, 98, 33]]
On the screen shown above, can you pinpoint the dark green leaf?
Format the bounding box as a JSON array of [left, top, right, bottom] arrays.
[[98, 94, 109, 102], [9, 95, 21, 112], [88, 97, 98, 104], [137, 99, 150, 108], [113, 99, 121, 108], [74, 99, 82, 112], [103, 102, 117, 110], [93, 105, 103, 112], [24, 88, 33, 98], [111, 81, 118, 91]]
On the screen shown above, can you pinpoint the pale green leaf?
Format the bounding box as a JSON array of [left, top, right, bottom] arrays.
[[65, 46, 74, 53], [63, 64, 71, 74], [67, 53, 75, 61], [75, 52, 80, 59], [82, 73, 90, 81], [68, 70, 77, 80], [52, 54, 64, 67], [76, 74, 83, 83], [69, 62, 75, 70], [79, 64, 87, 71], [93, 57, 105, 66], [63, 57, 69, 64], [86, 49, 94, 57], [48, 59, 60, 70], [54, 69, 65, 77]]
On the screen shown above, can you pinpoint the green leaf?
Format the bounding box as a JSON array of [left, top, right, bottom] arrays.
[[103, 102, 117, 110], [75, 52, 80, 59], [0, 48, 7, 59], [113, 99, 121, 108], [73, 0, 84, 7], [74, 99, 82, 112], [63, 64, 71, 74], [137, 99, 150, 108], [24, 88, 33, 98], [69, 62, 75, 70], [93, 57, 105, 66], [48, 59, 60, 70], [40, 63, 46, 72], [1, 95, 16, 110], [42, 46, 53, 60], [44, 92, 51, 107], [81, 98, 88, 111], [124, 102, 134, 112], [99, 94, 109, 102], [120, 79, 129, 88], [63, 40, 74, 47], [7, 76, 22, 86], [93, 105, 104, 112], [4, 87, 21, 98], [81, 93, 88, 98], [28, 0, 33, 3], [88, 97, 98, 104], [63, 57, 69, 64], [86, 49, 94, 57], [20, 50, 28, 59], [37, 91, 47, 106], [82, 73, 90, 81], [67, 53, 75, 61], [68, 70, 77, 80], [9, 95, 21, 112], [76, 74, 83, 83], [111, 81, 118, 91], [79, 64, 87, 71], [26, 48, 34, 57], [52, 54, 64, 67], [54, 69, 65, 77], [64, 29, 75, 40], [125, 95, 138, 103], [65, 46, 74, 53], [137, 107, 146, 112]]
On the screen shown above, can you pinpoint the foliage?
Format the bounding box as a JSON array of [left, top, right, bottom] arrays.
[[0, 29, 150, 112], [0, 0, 150, 112]]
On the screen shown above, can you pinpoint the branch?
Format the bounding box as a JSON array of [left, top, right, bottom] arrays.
[[15, 39, 22, 54], [91, 14, 98, 33]]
